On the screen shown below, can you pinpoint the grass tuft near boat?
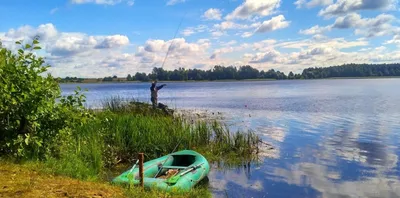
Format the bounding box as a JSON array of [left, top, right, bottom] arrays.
[[112, 150, 210, 192]]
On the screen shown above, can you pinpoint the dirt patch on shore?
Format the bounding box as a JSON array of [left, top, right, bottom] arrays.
[[0, 162, 125, 198]]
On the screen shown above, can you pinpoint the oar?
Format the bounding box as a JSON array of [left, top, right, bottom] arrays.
[[127, 159, 139, 182], [128, 159, 139, 174], [165, 162, 204, 184]]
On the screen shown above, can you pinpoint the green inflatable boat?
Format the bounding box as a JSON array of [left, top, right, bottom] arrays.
[[112, 150, 210, 192]]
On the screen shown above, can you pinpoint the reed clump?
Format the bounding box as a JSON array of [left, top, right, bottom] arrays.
[[42, 96, 261, 182]]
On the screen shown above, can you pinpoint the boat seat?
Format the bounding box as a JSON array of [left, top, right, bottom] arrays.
[[161, 165, 187, 169]]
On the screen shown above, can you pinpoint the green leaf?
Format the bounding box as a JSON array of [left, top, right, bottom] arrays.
[[15, 41, 21, 45], [18, 49, 24, 54], [33, 46, 41, 50], [25, 44, 32, 49], [35, 140, 42, 147], [33, 40, 39, 44]]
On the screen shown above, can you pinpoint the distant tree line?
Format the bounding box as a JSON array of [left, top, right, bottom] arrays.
[[301, 63, 400, 79], [58, 76, 85, 83], [59, 63, 400, 82], [126, 65, 289, 82]]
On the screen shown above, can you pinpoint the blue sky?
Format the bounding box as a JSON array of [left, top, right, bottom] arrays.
[[1, 0, 400, 77]]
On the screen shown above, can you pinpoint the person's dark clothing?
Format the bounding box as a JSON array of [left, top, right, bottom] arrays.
[[150, 83, 165, 109]]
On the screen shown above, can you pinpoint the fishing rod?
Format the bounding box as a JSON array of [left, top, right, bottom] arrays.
[[160, 11, 187, 69]]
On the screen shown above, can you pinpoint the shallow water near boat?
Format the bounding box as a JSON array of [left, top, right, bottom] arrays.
[[61, 79, 400, 197]]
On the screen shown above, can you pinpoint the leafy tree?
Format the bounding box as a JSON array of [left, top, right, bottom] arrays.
[[0, 38, 92, 159], [288, 71, 294, 79]]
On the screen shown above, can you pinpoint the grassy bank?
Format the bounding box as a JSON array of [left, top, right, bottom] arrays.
[[46, 97, 261, 181]]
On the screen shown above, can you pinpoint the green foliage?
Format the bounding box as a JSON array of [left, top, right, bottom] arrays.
[[0, 39, 93, 159], [302, 63, 400, 79], [58, 76, 85, 83], [126, 65, 287, 81]]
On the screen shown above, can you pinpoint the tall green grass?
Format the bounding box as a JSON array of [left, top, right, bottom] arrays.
[[46, 96, 261, 183]]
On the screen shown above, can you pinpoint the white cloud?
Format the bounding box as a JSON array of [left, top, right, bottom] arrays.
[[299, 25, 332, 35], [5, 23, 58, 41], [242, 32, 253, 38], [253, 39, 277, 51], [385, 35, 400, 45], [213, 21, 259, 30], [212, 15, 288, 38], [95, 35, 129, 49], [295, 0, 333, 9], [332, 13, 363, 29], [166, 0, 185, 6], [225, 0, 281, 20], [255, 15, 290, 33], [0, 23, 135, 77], [235, 37, 374, 73], [50, 8, 59, 14], [211, 31, 226, 37], [221, 40, 237, 46], [276, 37, 368, 50], [203, 8, 222, 21], [334, 13, 397, 37], [181, 25, 207, 36], [248, 49, 282, 63], [127, 0, 134, 6], [140, 38, 210, 60], [181, 29, 195, 36], [300, 13, 398, 38], [319, 0, 398, 18], [312, 34, 328, 40], [210, 43, 251, 59], [298, 46, 337, 59]]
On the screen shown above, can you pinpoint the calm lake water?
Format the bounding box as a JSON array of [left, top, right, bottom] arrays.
[[61, 79, 400, 198]]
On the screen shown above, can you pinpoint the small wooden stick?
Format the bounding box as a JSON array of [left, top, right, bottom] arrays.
[[139, 153, 144, 189]]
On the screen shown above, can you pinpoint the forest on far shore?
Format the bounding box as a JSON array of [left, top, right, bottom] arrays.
[[58, 63, 400, 83]]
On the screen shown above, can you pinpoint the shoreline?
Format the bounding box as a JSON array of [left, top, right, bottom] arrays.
[[58, 76, 400, 84]]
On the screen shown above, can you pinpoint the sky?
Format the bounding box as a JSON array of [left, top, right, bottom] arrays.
[[0, 0, 400, 78]]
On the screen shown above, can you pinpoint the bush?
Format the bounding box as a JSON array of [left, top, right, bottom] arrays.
[[0, 38, 93, 159]]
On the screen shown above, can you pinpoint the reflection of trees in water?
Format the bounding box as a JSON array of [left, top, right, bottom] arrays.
[[356, 142, 397, 168]]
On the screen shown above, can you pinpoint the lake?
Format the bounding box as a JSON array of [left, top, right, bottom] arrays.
[[61, 79, 400, 198]]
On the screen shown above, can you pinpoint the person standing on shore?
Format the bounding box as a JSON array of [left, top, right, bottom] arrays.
[[150, 81, 166, 109]]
